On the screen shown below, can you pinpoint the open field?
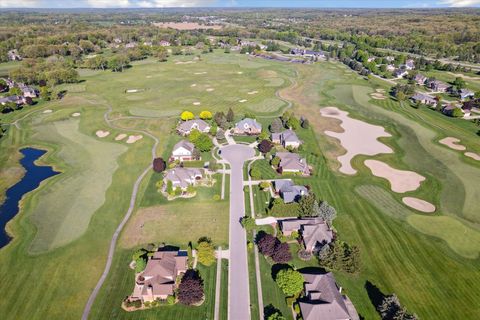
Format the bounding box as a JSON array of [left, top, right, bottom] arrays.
[[1, 50, 480, 320]]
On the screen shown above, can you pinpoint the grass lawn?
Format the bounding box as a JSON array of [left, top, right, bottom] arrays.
[[251, 158, 278, 180], [89, 248, 217, 320], [219, 259, 229, 320], [252, 185, 272, 218]]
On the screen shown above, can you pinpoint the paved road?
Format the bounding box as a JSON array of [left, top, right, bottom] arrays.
[[220, 144, 255, 320]]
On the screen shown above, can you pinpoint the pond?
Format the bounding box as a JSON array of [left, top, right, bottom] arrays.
[[0, 147, 59, 249]]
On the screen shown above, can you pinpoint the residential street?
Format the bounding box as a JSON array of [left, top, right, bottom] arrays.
[[220, 144, 255, 320]]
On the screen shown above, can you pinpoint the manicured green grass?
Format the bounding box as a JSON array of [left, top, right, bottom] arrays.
[[251, 158, 278, 180], [219, 259, 229, 320], [252, 185, 272, 218]]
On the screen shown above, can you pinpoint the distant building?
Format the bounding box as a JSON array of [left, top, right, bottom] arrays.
[[405, 59, 415, 70], [414, 74, 427, 85], [291, 48, 325, 58], [164, 167, 203, 191], [177, 119, 211, 135], [125, 42, 137, 49], [7, 49, 22, 61], [386, 64, 395, 72], [273, 179, 308, 203], [300, 272, 359, 320], [393, 69, 408, 79], [411, 92, 437, 107], [171, 140, 197, 162], [442, 104, 465, 117], [276, 152, 310, 175], [19, 84, 38, 98], [271, 129, 302, 148], [0, 95, 26, 106], [233, 118, 262, 135], [130, 250, 187, 303], [429, 80, 450, 92], [159, 40, 171, 47], [459, 88, 474, 101]]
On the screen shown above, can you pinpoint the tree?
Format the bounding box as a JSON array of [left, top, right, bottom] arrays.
[[214, 111, 227, 127], [199, 110, 212, 120], [270, 118, 284, 133], [317, 200, 337, 224], [378, 294, 418, 320], [189, 129, 202, 142], [216, 129, 225, 140], [193, 134, 213, 152], [257, 233, 278, 257], [226, 107, 234, 122], [275, 268, 304, 296], [301, 118, 309, 129], [258, 139, 273, 154], [197, 240, 215, 266], [155, 47, 168, 62], [259, 130, 269, 140], [153, 157, 166, 173], [209, 124, 218, 135], [299, 193, 316, 217], [192, 148, 201, 160], [286, 116, 300, 130], [259, 181, 271, 190], [181, 111, 194, 121], [318, 241, 360, 273], [240, 216, 256, 231], [451, 107, 464, 118], [453, 77, 466, 89], [250, 165, 261, 179], [265, 304, 286, 320], [271, 242, 292, 263], [178, 269, 204, 305], [166, 180, 173, 195], [39, 86, 52, 101], [271, 156, 280, 167], [9, 87, 21, 96], [132, 248, 147, 261], [135, 257, 147, 273]]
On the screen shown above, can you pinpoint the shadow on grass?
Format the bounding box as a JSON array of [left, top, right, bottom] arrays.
[[365, 280, 387, 312], [271, 263, 291, 280]]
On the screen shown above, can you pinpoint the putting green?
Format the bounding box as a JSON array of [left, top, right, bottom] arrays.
[[28, 119, 127, 253], [407, 215, 480, 259]]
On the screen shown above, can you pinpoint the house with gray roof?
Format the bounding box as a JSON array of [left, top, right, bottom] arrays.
[[459, 89, 474, 101], [130, 250, 187, 303], [233, 118, 262, 135], [276, 152, 310, 175], [271, 129, 302, 149], [414, 74, 427, 85], [171, 140, 197, 162], [393, 68, 408, 79], [19, 84, 38, 98], [177, 119, 211, 136], [0, 95, 26, 106], [429, 80, 450, 92], [300, 272, 359, 320], [273, 179, 308, 203], [410, 92, 437, 107], [279, 217, 333, 252], [164, 167, 202, 191]]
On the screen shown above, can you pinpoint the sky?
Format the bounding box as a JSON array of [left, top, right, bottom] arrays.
[[1, 0, 480, 8]]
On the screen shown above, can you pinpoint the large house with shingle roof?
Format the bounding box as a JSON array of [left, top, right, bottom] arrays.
[[429, 80, 450, 92], [276, 152, 310, 175], [130, 250, 188, 303], [273, 179, 308, 203], [279, 217, 333, 252], [0, 95, 26, 106], [233, 118, 262, 135], [410, 92, 437, 107], [271, 129, 302, 149], [300, 272, 359, 320], [164, 167, 203, 191], [177, 119, 211, 136], [171, 140, 197, 162]]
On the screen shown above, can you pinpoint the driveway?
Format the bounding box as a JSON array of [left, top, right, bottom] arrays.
[[220, 144, 255, 320]]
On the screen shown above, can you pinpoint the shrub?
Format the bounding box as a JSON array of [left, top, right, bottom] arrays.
[[126, 299, 142, 308], [153, 157, 166, 173], [181, 111, 194, 121], [199, 110, 212, 120], [259, 181, 271, 190], [197, 240, 215, 266], [258, 139, 273, 154], [135, 257, 147, 273], [250, 166, 261, 179], [271, 242, 292, 263], [212, 194, 221, 201], [241, 216, 256, 231], [174, 187, 182, 196], [257, 233, 278, 257], [178, 270, 204, 305], [275, 268, 304, 296], [166, 295, 175, 305]]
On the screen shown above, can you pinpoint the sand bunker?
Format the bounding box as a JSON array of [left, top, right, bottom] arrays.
[[465, 152, 480, 161], [126, 135, 143, 144], [237, 72, 243, 74], [115, 133, 127, 141], [247, 91, 258, 95], [239, 99, 248, 103], [206, 88, 215, 92], [42, 109, 53, 114], [191, 84, 197, 87], [146, 75, 152, 78], [375, 88, 386, 93], [439, 137, 466, 151], [320, 107, 393, 175], [95, 130, 110, 138], [402, 197, 436, 213], [193, 102, 201, 105], [72, 113, 81, 117], [126, 89, 140, 93], [175, 61, 195, 65], [365, 160, 426, 193], [370, 93, 386, 100], [194, 72, 207, 75]]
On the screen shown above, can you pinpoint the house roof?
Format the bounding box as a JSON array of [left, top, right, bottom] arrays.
[[173, 140, 195, 153], [414, 74, 427, 81], [276, 152, 308, 172], [280, 217, 323, 233], [281, 129, 301, 143], [235, 118, 262, 131], [300, 272, 357, 320], [302, 223, 334, 250], [164, 167, 202, 188], [411, 92, 436, 103], [0, 95, 22, 104], [177, 119, 210, 133]]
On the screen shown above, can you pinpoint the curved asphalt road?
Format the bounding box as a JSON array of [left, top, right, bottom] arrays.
[[220, 144, 255, 320]]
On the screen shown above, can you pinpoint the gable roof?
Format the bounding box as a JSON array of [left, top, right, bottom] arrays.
[[300, 272, 357, 320], [411, 92, 436, 103], [302, 223, 334, 250], [177, 119, 210, 133], [276, 152, 308, 172], [280, 217, 324, 233], [173, 140, 195, 153], [281, 129, 301, 143], [273, 179, 308, 203], [235, 118, 262, 131], [164, 167, 202, 188]]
